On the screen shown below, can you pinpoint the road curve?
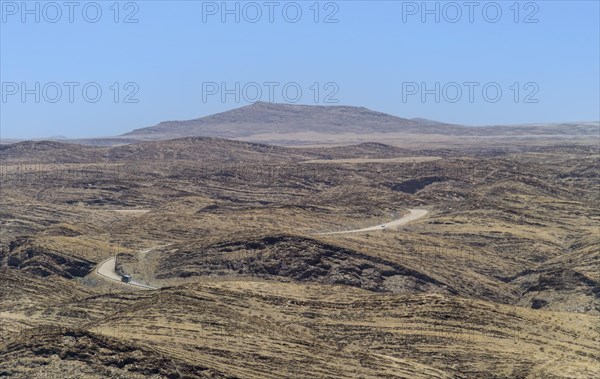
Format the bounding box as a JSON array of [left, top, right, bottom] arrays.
[[95, 210, 427, 288], [96, 255, 157, 290], [317, 209, 429, 235]]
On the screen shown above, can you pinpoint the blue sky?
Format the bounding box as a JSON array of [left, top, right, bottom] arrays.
[[1, 0, 599, 139]]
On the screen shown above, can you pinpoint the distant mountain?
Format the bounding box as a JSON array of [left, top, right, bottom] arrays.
[[121, 102, 599, 144], [122, 102, 466, 140], [4, 102, 598, 147]]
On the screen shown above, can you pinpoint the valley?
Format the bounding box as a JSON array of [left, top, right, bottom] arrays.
[[1, 132, 598, 378]]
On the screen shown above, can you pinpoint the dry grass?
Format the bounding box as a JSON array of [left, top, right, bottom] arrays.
[[0, 139, 598, 378]]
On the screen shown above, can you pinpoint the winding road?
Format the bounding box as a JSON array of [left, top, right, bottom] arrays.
[[317, 209, 429, 235], [95, 249, 157, 290], [95, 210, 428, 288]]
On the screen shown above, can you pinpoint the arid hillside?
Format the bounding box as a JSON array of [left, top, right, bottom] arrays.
[[1, 137, 598, 378]]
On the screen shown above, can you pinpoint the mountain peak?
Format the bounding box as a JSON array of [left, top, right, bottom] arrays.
[[122, 102, 462, 142]]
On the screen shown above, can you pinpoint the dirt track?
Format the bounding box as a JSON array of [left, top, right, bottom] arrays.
[[95, 251, 157, 290], [95, 211, 428, 287], [317, 209, 429, 235]]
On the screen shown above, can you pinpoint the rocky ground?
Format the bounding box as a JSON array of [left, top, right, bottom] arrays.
[[0, 138, 598, 378]]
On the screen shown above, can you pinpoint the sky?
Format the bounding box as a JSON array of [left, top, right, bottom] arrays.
[[1, 0, 599, 139]]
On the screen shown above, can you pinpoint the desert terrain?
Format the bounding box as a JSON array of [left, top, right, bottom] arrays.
[[0, 104, 598, 378]]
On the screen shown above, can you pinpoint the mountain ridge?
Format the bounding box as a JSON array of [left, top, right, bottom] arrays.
[[122, 102, 600, 143], [2, 102, 598, 147], [122, 101, 467, 139]]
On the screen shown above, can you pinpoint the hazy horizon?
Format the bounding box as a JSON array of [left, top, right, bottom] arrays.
[[1, 101, 599, 141]]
